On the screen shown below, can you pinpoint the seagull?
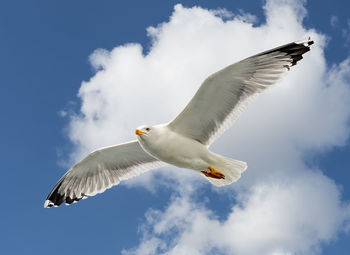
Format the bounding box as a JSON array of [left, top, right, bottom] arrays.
[[44, 38, 314, 207]]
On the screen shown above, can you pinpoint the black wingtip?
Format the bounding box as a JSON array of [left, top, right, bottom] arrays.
[[44, 193, 84, 208], [284, 39, 314, 67], [256, 37, 314, 68], [44, 180, 85, 208]]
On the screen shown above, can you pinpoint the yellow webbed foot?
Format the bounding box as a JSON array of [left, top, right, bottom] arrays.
[[201, 166, 225, 179]]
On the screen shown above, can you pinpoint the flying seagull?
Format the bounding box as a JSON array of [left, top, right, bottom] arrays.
[[44, 38, 314, 207]]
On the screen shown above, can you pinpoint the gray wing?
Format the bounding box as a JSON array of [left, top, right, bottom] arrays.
[[168, 38, 314, 146], [44, 140, 166, 207]]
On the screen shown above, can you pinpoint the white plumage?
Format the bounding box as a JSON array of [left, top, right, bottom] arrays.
[[44, 38, 313, 207]]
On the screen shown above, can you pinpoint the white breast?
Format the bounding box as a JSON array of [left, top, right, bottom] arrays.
[[137, 125, 216, 171]]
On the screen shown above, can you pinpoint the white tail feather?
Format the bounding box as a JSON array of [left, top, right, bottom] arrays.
[[204, 157, 247, 186]]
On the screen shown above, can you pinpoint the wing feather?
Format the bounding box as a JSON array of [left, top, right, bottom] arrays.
[[44, 140, 166, 207], [168, 38, 314, 145]]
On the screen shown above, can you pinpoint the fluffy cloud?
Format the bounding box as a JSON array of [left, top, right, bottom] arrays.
[[64, 0, 350, 254], [122, 171, 350, 255]]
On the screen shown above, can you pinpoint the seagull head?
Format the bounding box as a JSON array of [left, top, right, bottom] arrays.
[[135, 125, 153, 137], [135, 125, 166, 143]]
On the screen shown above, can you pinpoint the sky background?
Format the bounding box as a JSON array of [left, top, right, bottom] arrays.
[[1, 0, 350, 254]]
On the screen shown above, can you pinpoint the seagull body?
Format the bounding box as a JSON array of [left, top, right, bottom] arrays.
[[137, 124, 210, 170], [136, 124, 245, 184], [44, 38, 314, 207]]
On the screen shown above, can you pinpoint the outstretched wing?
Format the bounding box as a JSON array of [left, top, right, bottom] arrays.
[[44, 140, 165, 207], [168, 38, 314, 146]]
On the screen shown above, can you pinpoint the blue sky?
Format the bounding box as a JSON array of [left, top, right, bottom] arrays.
[[1, 0, 350, 254]]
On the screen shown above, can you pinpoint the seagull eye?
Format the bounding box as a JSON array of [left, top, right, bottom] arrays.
[[145, 128, 150, 131]]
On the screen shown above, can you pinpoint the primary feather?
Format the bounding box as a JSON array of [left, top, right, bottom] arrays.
[[168, 38, 314, 145], [44, 141, 165, 207]]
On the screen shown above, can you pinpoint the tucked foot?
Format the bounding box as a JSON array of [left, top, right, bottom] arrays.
[[201, 166, 225, 179]]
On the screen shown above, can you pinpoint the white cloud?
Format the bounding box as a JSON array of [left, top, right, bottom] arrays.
[[122, 171, 350, 255], [64, 0, 350, 254]]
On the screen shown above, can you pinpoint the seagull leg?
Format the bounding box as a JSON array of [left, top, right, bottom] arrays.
[[201, 166, 225, 179]]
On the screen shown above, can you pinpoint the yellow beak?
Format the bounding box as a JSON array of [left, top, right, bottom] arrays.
[[135, 129, 144, 136]]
